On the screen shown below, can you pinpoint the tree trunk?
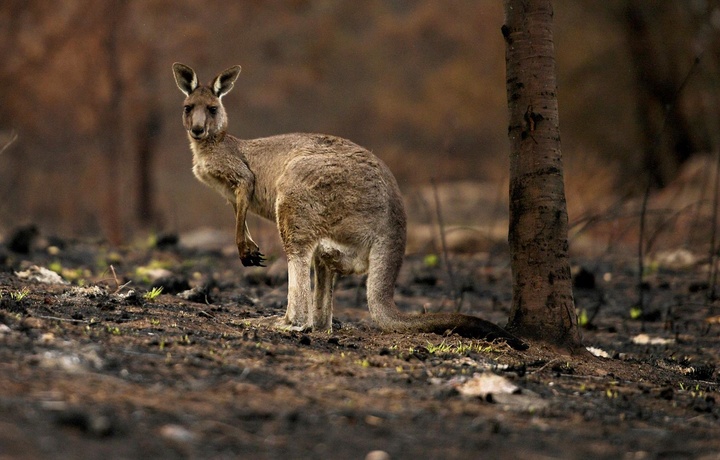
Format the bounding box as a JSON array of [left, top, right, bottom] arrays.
[[502, 0, 582, 350], [136, 107, 161, 228], [134, 52, 163, 230], [100, 0, 127, 245]]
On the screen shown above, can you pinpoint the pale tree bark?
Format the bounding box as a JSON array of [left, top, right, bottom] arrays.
[[502, 0, 582, 350]]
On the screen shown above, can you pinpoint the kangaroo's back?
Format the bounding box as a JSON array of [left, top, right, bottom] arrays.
[[255, 134, 403, 226]]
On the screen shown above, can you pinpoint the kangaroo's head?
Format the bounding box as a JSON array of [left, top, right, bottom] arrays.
[[172, 63, 242, 141]]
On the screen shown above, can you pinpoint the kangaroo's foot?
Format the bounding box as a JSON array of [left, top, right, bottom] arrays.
[[243, 315, 309, 332], [279, 311, 311, 331]]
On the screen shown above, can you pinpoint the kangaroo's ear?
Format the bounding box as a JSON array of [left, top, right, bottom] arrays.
[[173, 63, 198, 96], [212, 65, 242, 98]]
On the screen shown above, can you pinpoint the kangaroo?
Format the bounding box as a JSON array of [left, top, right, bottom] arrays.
[[172, 63, 527, 350]]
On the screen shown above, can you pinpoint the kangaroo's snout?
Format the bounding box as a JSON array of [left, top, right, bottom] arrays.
[[186, 105, 210, 139], [190, 125, 206, 139]]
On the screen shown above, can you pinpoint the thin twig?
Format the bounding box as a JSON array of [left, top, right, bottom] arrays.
[[687, 159, 712, 248], [110, 265, 120, 287], [430, 178, 460, 312], [637, 182, 650, 332], [198, 310, 247, 336], [0, 130, 18, 156], [529, 358, 560, 375], [36, 315, 88, 323], [645, 200, 710, 252], [97, 265, 132, 294], [111, 265, 134, 293], [652, 54, 702, 154], [635, 54, 701, 312], [413, 189, 440, 255]]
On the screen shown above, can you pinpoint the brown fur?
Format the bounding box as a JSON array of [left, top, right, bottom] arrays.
[[172, 63, 527, 350]]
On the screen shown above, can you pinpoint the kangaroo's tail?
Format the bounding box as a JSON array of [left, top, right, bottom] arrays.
[[378, 312, 528, 351]]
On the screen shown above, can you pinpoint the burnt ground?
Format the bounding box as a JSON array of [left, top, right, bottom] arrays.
[[0, 234, 719, 460]]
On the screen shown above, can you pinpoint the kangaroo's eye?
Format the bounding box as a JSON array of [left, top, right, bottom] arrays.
[[183, 105, 192, 114], [208, 106, 218, 115]]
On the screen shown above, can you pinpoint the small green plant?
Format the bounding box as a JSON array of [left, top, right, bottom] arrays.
[[643, 260, 659, 276], [454, 342, 475, 354], [48, 261, 90, 284], [149, 318, 161, 326], [690, 384, 705, 398], [578, 309, 589, 327], [135, 260, 172, 284], [425, 340, 496, 355], [146, 232, 158, 248], [477, 344, 497, 353], [65, 268, 90, 284], [106, 326, 122, 336], [143, 286, 163, 301], [49, 260, 63, 274], [423, 253, 439, 268], [629, 306, 643, 320], [10, 287, 30, 301], [426, 340, 452, 354]]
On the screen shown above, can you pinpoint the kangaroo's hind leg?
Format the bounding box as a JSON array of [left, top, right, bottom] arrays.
[[312, 252, 336, 331], [276, 193, 315, 330], [282, 251, 313, 330]]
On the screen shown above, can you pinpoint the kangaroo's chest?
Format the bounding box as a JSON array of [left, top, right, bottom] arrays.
[[192, 159, 237, 203], [192, 148, 243, 203], [191, 146, 278, 221]]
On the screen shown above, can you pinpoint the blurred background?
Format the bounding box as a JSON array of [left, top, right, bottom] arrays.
[[1, 0, 720, 257]]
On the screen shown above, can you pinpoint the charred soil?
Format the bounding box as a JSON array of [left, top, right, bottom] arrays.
[[0, 235, 719, 459]]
